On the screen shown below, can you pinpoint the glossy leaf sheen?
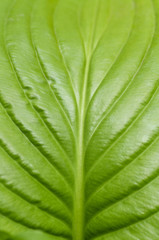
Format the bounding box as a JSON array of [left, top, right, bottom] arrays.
[[0, 0, 159, 239]]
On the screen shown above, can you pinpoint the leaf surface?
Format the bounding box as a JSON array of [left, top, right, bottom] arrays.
[[0, 0, 159, 239]]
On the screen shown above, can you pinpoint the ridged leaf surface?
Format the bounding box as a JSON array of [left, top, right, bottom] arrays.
[[0, 0, 159, 239]]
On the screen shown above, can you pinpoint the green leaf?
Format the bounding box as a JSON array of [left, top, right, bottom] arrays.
[[10, 230, 65, 240], [0, 0, 159, 239], [0, 231, 11, 240]]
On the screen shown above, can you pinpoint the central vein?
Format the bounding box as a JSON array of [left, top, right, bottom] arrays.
[[73, 2, 100, 240]]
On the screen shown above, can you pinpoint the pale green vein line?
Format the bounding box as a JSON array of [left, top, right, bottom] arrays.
[[0, 59, 73, 188], [91, 174, 159, 239], [33, 46, 76, 141], [85, 0, 136, 113], [0, 209, 68, 238], [78, 0, 110, 60], [91, 0, 111, 53], [73, 1, 100, 239], [86, 87, 159, 225], [0, 96, 73, 206], [4, 1, 75, 182], [0, 140, 72, 221], [0, 60, 73, 209], [86, 0, 155, 149], [0, 186, 70, 237], [52, 7, 78, 109], [86, 133, 159, 205], [0, 211, 66, 239], [86, 134, 159, 219], [0, 148, 71, 227], [89, 175, 159, 237], [30, 4, 76, 143], [92, 206, 159, 240], [0, 111, 73, 215], [86, 79, 159, 178]]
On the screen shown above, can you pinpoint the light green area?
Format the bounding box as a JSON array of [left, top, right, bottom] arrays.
[[0, 0, 159, 239]]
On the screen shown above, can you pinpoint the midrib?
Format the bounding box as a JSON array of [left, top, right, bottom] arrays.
[[73, 2, 100, 239]]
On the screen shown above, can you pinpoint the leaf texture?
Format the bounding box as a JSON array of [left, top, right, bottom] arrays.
[[0, 0, 159, 239]]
